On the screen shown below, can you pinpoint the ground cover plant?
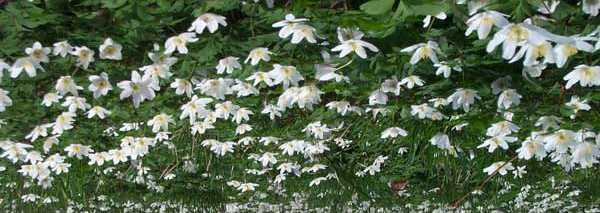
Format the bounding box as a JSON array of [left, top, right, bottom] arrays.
[[0, 0, 599, 211]]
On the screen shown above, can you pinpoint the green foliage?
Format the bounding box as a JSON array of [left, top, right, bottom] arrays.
[[0, 0, 599, 210]]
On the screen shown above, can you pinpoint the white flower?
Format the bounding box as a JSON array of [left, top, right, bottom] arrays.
[[0, 89, 12, 112], [108, 149, 127, 164], [422, 12, 446, 28], [261, 104, 283, 120], [434, 62, 462, 78], [380, 77, 401, 95], [191, 121, 214, 135], [244, 47, 272, 65], [55, 76, 83, 96], [197, 78, 234, 100], [553, 38, 594, 68], [315, 63, 349, 83], [86, 106, 110, 119], [51, 112, 76, 135], [309, 177, 329, 187], [70, 46, 95, 69], [215, 56, 241, 74], [25, 124, 51, 142], [399, 75, 424, 89], [52, 41, 73, 57], [188, 13, 227, 34], [147, 113, 174, 133], [170, 78, 193, 97], [140, 64, 172, 84], [486, 120, 520, 137], [571, 142, 599, 168], [497, 89, 522, 110], [512, 166, 527, 178], [544, 129, 577, 153], [381, 127, 408, 139], [246, 71, 274, 86], [523, 64, 546, 78], [368, 90, 388, 106], [231, 80, 259, 97], [42, 93, 61, 107], [25, 42, 51, 63], [149, 46, 178, 66], [88, 152, 109, 166], [478, 135, 518, 153], [290, 24, 317, 44], [465, 11, 509, 39], [232, 108, 253, 124], [537, 0, 560, 14], [565, 96, 591, 119], [201, 140, 235, 157], [88, 72, 112, 98], [411, 103, 435, 119], [326, 101, 351, 116], [256, 152, 278, 167], [563, 65, 600, 89], [98, 38, 122, 60], [452, 123, 469, 131], [303, 164, 328, 174], [430, 133, 451, 150], [236, 183, 259, 193], [279, 140, 305, 156], [509, 40, 554, 66], [179, 95, 212, 123], [483, 161, 514, 176], [583, 0, 600, 16], [10, 57, 43, 78], [516, 135, 547, 160], [164, 33, 198, 54], [401, 41, 440, 64], [268, 64, 304, 89], [278, 85, 323, 110], [486, 21, 545, 60], [535, 116, 561, 131], [447, 88, 480, 112], [272, 14, 309, 39], [117, 71, 156, 108], [62, 96, 90, 113], [429, 98, 448, 108], [64, 144, 93, 159], [42, 137, 59, 154], [302, 121, 332, 140], [331, 39, 379, 59], [235, 124, 252, 135]]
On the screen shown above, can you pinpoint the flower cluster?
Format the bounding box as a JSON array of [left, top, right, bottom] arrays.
[[0, 0, 599, 208]]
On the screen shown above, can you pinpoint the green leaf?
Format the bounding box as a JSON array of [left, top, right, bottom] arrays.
[[408, 2, 448, 16], [360, 0, 396, 16], [101, 0, 128, 9], [205, 0, 240, 12]]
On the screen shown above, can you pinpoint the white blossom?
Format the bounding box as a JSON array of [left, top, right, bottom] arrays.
[[99, 38, 122, 60], [164, 33, 198, 55], [88, 72, 112, 98], [117, 71, 156, 108], [401, 41, 440, 64], [188, 13, 227, 34]]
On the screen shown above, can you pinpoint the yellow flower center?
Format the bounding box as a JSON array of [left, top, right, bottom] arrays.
[[507, 25, 529, 42], [420, 47, 432, 59], [105, 46, 116, 55], [533, 43, 550, 58], [132, 84, 141, 92], [562, 44, 578, 57]]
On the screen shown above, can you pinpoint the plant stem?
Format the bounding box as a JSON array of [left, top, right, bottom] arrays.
[[450, 155, 518, 208]]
